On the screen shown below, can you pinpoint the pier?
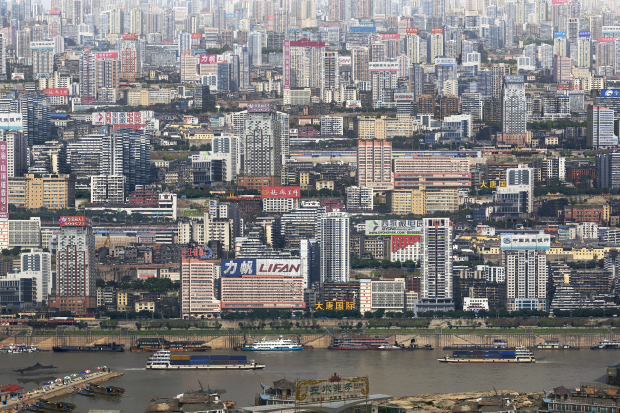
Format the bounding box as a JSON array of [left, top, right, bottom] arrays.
[[0, 371, 124, 412]]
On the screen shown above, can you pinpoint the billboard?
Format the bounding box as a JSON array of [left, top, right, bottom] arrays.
[[247, 103, 271, 113], [261, 186, 301, 198], [504, 75, 524, 83], [92, 111, 146, 125], [0, 113, 22, 130], [558, 84, 582, 90], [11, 73, 24, 80], [59, 216, 90, 227], [365, 220, 423, 235], [435, 57, 456, 65], [30, 41, 54, 49], [203, 28, 219, 34], [226, 13, 235, 18], [121, 34, 136, 40], [598, 37, 617, 42], [379, 33, 400, 39], [43, 88, 69, 96], [190, 33, 202, 39], [181, 246, 213, 259], [339, 56, 351, 65], [500, 233, 550, 251], [350, 26, 376, 33], [295, 375, 369, 406], [283, 40, 290, 90], [290, 39, 325, 47], [394, 93, 414, 100], [369, 62, 399, 71], [0, 141, 7, 221], [199, 54, 226, 64], [601, 89, 620, 97], [551, 0, 569, 3], [554, 32, 566, 38], [221, 258, 302, 277], [405, 28, 419, 34], [93, 51, 118, 59], [602, 26, 620, 33], [431, 28, 443, 34], [579, 31, 591, 37]]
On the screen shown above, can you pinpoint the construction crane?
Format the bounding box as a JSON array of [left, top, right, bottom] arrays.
[[103, 233, 110, 248]]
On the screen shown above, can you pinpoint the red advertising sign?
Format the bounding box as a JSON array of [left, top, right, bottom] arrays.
[[49, 9, 61, 14], [558, 84, 582, 90], [261, 186, 301, 198], [190, 32, 202, 39], [598, 37, 616, 42], [406, 28, 419, 34], [283, 40, 291, 90], [59, 216, 89, 227], [93, 52, 118, 59], [122, 34, 136, 40], [552, 0, 570, 3], [43, 88, 69, 96], [112, 124, 146, 129], [431, 28, 443, 34], [199, 54, 224, 64], [289, 39, 326, 47], [268, 15, 273, 20], [380, 33, 401, 39], [0, 141, 7, 221]]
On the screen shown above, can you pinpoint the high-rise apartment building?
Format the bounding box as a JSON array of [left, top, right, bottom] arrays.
[[587, 105, 618, 149], [356, 140, 394, 191], [100, 129, 150, 191], [79, 52, 97, 103], [8, 173, 75, 209], [0, 132, 27, 177], [242, 104, 281, 181], [30, 40, 55, 77], [48, 217, 96, 314], [20, 93, 50, 146], [421, 217, 453, 300], [119, 39, 140, 81], [90, 175, 125, 204], [493, 164, 534, 218], [501, 232, 549, 311], [20, 248, 51, 305], [320, 212, 350, 284], [501, 75, 527, 146], [351, 47, 369, 82], [180, 258, 221, 318]]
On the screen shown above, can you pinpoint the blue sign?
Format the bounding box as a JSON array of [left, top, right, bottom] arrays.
[[554, 32, 566, 38], [601, 89, 620, 97], [221, 259, 256, 277], [579, 30, 591, 37], [504, 75, 524, 83], [226, 13, 235, 18], [350, 26, 376, 33]]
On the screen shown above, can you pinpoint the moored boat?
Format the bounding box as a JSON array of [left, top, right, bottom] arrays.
[[536, 340, 577, 350], [328, 334, 389, 350], [438, 346, 535, 363], [52, 343, 124, 352], [237, 336, 303, 351], [1, 343, 39, 353], [376, 344, 400, 350], [591, 340, 620, 350]]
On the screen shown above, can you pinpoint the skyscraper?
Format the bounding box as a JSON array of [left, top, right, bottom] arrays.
[[100, 129, 151, 191], [501, 75, 527, 146], [109, 7, 124, 34], [48, 216, 96, 314], [79, 52, 96, 104], [248, 31, 262, 66], [587, 105, 618, 149], [242, 104, 281, 181], [20, 248, 52, 305], [180, 258, 221, 319], [320, 211, 350, 284], [119, 38, 140, 81], [501, 232, 549, 311], [20, 93, 50, 146], [420, 218, 453, 310], [357, 140, 394, 191]]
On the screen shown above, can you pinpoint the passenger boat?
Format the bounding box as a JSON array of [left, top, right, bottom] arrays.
[[443, 339, 510, 351], [146, 349, 265, 370], [591, 340, 620, 350], [0, 343, 39, 353], [328, 334, 389, 350], [376, 344, 401, 350], [437, 346, 535, 363], [52, 343, 124, 352], [238, 336, 303, 351], [536, 340, 577, 350]]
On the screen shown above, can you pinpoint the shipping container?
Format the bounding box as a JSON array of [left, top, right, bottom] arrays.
[[190, 355, 210, 360], [230, 356, 247, 360], [171, 355, 191, 360], [210, 355, 228, 360]]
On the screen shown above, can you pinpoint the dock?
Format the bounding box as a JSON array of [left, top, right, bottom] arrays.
[[0, 371, 124, 412]]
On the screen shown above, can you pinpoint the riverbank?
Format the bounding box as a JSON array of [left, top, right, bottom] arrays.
[[2, 330, 618, 350], [387, 390, 544, 412], [0, 371, 124, 412]]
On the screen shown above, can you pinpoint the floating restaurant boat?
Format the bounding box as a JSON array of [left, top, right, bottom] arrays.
[[146, 349, 265, 370], [438, 346, 535, 363], [590, 340, 620, 350], [237, 336, 303, 351], [328, 334, 389, 350]]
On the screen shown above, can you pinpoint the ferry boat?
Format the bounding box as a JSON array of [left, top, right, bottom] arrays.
[[0, 343, 39, 353], [437, 346, 535, 363], [146, 349, 265, 370], [328, 334, 389, 350], [536, 340, 577, 350], [52, 343, 124, 352], [591, 340, 620, 350], [443, 339, 510, 351], [238, 336, 303, 351]]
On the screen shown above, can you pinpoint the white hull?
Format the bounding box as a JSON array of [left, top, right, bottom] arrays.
[[147, 363, 265, 370]]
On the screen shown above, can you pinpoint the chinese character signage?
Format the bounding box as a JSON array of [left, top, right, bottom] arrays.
[[554, 32, 566, 38], [431, 28, 443, 34], [43, 88, 69, 96], [0, 113, 23, 130], [350, 26, 376, 33], [479, 180, 506, 189], [122, 34, 136, 40], [598, 37, 617, 42], [0, 141, 7, 221], [93, 52, 119, 59], [504, 75, 524, 83], [295, 374, 369, 405], [394, 93, 414, 100], [405, 28, 419, 34], [199, 54, 225, 64], [338, 56, 351, 65], [365, 220, 422, 235], [92, 111, 145, 125], [181, 247, 213, 259], [247, 103, 271, 113], [500, 233, 551, 251], [190, 33, 202, 39], [261, 186, 300, 198], [379, 33, 400, 39], [315, 301, 356, 310], [579, 31, 591, 37], [59, 216, 90, 227], [221, 259, 256, 277], [283, 40, 291, 90], [221, 258, 302, 277]]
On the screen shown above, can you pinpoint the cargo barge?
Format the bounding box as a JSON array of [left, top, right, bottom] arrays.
[[146, 350, 265, 370], [438, 346, 535, 363], [328, 334, 389, 350], [52, 343, 124, 352], [591, 340, 620, 350], [130, 337, 211, 352]]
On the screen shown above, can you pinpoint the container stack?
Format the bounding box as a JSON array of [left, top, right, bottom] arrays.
[[169, 355, 248, 366]]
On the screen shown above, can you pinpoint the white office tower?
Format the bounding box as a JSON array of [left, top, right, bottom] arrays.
[[20, 248, 52, 305], [502, 75, 527, 134], [319, 212, 349, 284], [494, 164, 534, 218], [501, 232, 549, 312], [213, 134, 241, 180], [248, 31, 262, 66]]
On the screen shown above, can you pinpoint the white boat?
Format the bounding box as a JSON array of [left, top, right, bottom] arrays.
[[376, 344, 401, 350], [146, 349, 265, 370], [438, 346, 535, 363], [3, 343, 38, 353], [239, 336, 303, 351]]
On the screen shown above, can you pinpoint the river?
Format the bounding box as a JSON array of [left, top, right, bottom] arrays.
[[0, 349, 616, 412]]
